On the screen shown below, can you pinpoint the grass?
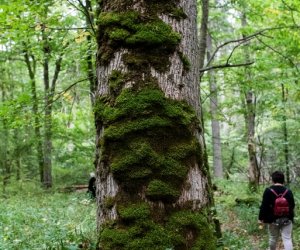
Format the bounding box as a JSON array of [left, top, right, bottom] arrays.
[[0, 182, 97, 250], [215, 179, 300, 250]]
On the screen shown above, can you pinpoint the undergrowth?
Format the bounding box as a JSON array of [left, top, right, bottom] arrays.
[[0, 181, 97, 250], [215, 179, 300, 250], [1, 179, 299, 249]]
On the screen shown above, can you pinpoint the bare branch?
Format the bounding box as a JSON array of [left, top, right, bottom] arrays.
[[66, 0, 96, 35], [200, 61, 254, 73], [206, 25, 300, 68], [50, 78, 90, 105]]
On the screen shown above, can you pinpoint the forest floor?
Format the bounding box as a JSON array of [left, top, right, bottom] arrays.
[[0, 180, 298, 249]]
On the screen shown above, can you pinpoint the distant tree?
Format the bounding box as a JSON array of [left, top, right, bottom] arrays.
[[94, 0, 216, 248]]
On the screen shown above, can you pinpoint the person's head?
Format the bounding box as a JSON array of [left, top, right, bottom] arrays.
[[90, 172, 95, 178], [271, 171, 285, 184]]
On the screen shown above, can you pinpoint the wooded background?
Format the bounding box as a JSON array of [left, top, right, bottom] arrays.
[[1, 0, 298, 190]]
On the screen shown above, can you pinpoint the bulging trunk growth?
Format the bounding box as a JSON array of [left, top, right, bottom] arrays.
[[94, 0, 216, 249]]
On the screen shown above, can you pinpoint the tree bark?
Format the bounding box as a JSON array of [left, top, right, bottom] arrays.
[[94, 0, 215, 248]]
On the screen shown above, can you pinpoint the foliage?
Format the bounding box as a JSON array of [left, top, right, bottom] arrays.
[[0, 182, 97, 250]]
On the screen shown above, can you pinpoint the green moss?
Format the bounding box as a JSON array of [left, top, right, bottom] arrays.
[[99, 209, 216, 249], [103, 196, 116, 209], [97, 11, 139, 29], [99, 219, 174, 249], [95, 84, 201, 188], [126, 222, 173, 250], [144, 0, 187, 20], [167, 140, 198, 160], [178, 51, 191, 71], [118, 203, 151, 221], [170, 7, 188, 20], [146, 179, 180, 202], [98, 11, 180, 49], [110, 142, 159, 178], [167, 211, 217, 249], [108, 27, 131, 41], [99, 228, 130, 249], [108, 70, 126, 96], [97, 9, 181, 67], [125, 20, 181, 47]]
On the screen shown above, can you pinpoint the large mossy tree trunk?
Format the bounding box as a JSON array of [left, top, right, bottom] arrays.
[[94, 0, 216, 249]]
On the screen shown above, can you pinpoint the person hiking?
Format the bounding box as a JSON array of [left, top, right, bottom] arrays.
[[87, 172, 96, 199], [259, 171, 295, 250]]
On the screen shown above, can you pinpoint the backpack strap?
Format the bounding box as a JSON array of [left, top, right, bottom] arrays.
[[282, 189, 288, 197], [269, 188, 288, 197], [270, 188, 279, 197]]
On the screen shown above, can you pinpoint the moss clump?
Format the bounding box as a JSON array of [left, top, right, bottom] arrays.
[[97, 11, 139, 29], [99, 228, 130, 250], [118, 203, 151, 221], [146, 179, 180, 202], [178, 51, 191, 71], [103, 196, 116, 209], [97, 11, 181, 48], [96, 10, 181, 69], [125, 20, 180, 48], [95, 83, 200, 195], [167, 210, 217, 249], [109, 70, 126, 96], [99, 209, 217, 249], [99, 219, 174, 250], [144, 0, 187, 20], [169, 7, 188, 20]]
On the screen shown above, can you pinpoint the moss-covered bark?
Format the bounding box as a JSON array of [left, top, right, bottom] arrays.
[[95, 0, 216, 249]]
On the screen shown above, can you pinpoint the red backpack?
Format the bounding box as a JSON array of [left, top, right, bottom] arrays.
[[270, 188, 289, 217]]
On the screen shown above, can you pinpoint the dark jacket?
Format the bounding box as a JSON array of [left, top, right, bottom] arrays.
[[259, 185, 295, 223], [88, 177, 96, 198]]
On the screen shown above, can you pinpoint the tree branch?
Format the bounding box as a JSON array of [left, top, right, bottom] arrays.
[[206, 25, 300, 68], [200, 61, 254, 72], [66, 0, 96, 35]]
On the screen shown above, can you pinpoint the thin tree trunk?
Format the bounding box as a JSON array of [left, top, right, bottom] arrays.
[[207, 33, 223, 178], [85, 0, 96, 106], [1, 86, 10, 193], [41, 27, 65, 188], [281, 84, 289, 183], [24, 50, 44, 183], [199, 0, 209, 70], [241, 13, 259, 190], [42, 29, 52, 188]]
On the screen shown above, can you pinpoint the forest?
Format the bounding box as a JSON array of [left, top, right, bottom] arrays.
[[0, 0, 299, 249]]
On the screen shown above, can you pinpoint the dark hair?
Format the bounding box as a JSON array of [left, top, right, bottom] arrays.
[[271, 171, 285, 184]]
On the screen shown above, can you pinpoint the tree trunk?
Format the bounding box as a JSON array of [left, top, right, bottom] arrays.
[[0, 85, 11, 193], [241, 13, 259, 191], [24, 50, 44, 183], [85, 0, 97, 106], [42, 27, 53, 188], [41, 27, 64, 188], [281, 84, 289, 183], [94, 0, 216, 249], [207, 34, 223, 178]]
